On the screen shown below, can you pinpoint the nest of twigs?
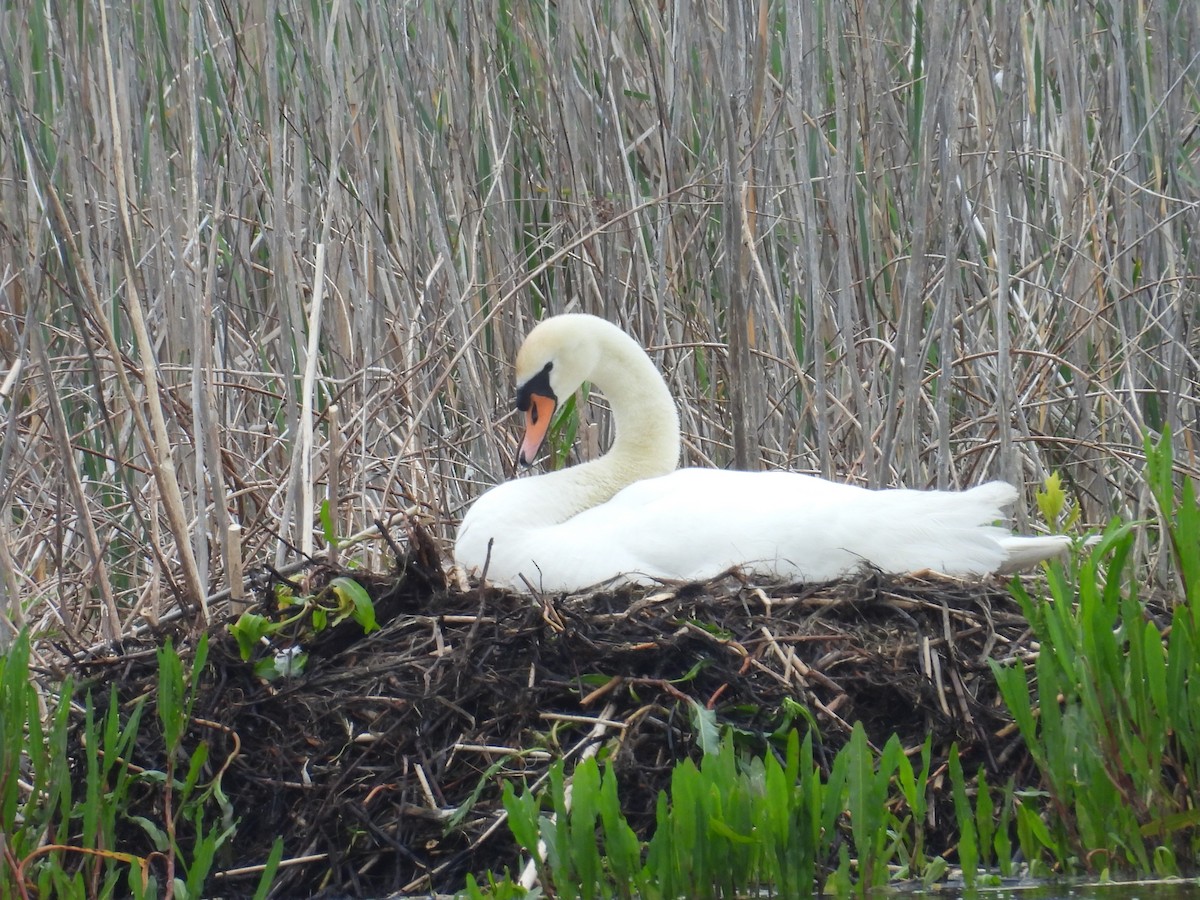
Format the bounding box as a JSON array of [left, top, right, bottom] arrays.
[[68, 524, 1041, 898]]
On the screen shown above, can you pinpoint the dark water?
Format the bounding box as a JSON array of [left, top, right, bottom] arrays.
[[901, 880, 1200, 899]]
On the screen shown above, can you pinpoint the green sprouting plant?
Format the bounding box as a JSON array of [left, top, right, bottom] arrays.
[[228, 575, 378, 677], [890, 735, 935, 882], [1036, 471, 1081, 533], [1146, 427, 1200, 610], [0, 633, 281, 899], [459, 872, 532, 900], [139, 636, 225, 899], [0, 631, 110, 898], [992, 431, 1200, 876], [485, 716, 970, 898], [500, 729, 829, 899]]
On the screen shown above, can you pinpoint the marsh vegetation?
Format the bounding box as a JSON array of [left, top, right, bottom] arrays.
[[1, 0, 1197, 895]]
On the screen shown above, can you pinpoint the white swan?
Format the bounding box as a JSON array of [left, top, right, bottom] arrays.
[[455, 314, 1070, 593]]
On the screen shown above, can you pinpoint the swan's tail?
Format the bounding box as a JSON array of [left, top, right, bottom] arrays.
[[848, 481, 1070, 576], [996, 534, 1072, 572], [971, 481, 1072, 572]]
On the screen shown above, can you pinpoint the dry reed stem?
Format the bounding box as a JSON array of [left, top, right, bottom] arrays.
[[97, 0, 206, 618], [0, 0, 1196, 642]]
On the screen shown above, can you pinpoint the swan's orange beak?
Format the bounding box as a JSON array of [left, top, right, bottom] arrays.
[[518, 392, 556, 466]]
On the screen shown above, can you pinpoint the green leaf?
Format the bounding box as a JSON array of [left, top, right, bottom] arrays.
[[949, 745, 977, 885], [157, 640, 184, 748], [688, 700, 720, 756], [329, 576, 379, 633], [447, 755, 515, 831], [1036, 471, 1068, 528], [1141, 808, 1200, 838], [976, 768, 995, 868], [708, 816, 755, 844], [193, 634, 209, 681], [228, 613, 271, 661], [254, 657, 284, 681], [548, 390, 580, 470], [670, 659, 706, 684], [501, 780, 541, 856], [1015, 798, 1058, 861], [845, 723, 875, 879], [129, 815, 170, 851], [1142, 619, 1168, 719], [597, 762, 642, 889], [251, 838, 286, 900], [569, 758, 601, 898], [181, 743, 211, 800], [994, 778, 1015, 875]]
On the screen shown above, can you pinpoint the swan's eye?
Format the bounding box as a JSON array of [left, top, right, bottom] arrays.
[[530, 403, 539, 424], [515, 361, 555, 413]]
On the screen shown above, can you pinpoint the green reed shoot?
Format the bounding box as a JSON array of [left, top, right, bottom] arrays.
[[992, 433, 1200, 876], [2, 632, 149, 897], [0, 634, 279, 899], [490, 721, 967, 898]]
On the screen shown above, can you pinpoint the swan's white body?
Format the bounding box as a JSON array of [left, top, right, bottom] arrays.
[[455, 315, 1070, 593]]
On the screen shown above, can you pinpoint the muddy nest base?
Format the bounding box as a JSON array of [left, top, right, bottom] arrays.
[[69, 549, 1037, 898]]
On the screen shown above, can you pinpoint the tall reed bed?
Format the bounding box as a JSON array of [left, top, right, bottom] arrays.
[[0, 0, 1196, 637]]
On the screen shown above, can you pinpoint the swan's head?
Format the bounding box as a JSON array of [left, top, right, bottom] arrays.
[[513, 315, 605, 466]]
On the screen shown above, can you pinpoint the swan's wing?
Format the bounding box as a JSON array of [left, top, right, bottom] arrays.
[[547, 472, 1021, 585], [458, 469, 1052, 592]]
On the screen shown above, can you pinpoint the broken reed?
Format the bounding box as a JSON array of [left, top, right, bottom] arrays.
[[1, 0, 1197, 637]]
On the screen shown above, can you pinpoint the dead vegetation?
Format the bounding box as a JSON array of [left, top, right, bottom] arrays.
[[64, 524, 1071, 897], [1, 0, 1198, 648]]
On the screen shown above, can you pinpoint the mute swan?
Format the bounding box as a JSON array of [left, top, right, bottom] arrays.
[[455, 314, 1070, 592]]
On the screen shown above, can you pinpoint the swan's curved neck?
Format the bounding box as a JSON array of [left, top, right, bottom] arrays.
[[546, 323, 681, 518], [590, 328, 680, 469]]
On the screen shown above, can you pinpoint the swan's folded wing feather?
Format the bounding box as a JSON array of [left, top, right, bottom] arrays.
[[528, 472, 1024, 587]]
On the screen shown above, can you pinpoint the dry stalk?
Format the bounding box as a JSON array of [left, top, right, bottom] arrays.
[[0, 0, 1194, 637]]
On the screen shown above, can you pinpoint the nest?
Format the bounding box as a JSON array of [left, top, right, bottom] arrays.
[[68, 525, 1040, 898]]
